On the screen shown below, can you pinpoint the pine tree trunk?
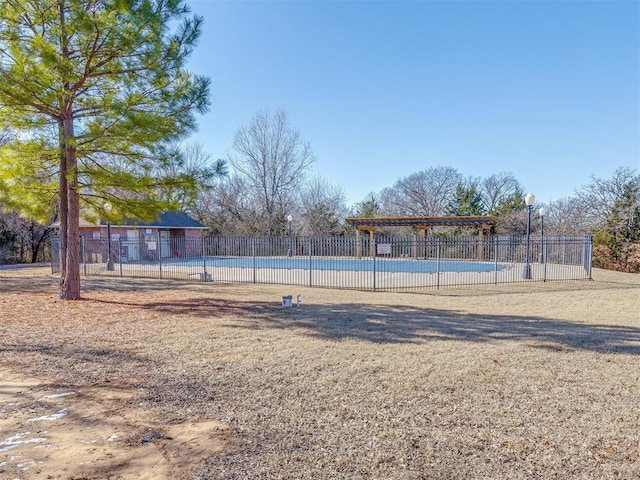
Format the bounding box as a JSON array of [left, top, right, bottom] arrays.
[[58, 119, 68, 296], [59, 114, 81, 300]]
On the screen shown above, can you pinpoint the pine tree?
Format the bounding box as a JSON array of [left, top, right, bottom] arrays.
[[352, 193, 382, 218], [493, 189, 526, 216], [602, 182, 640, 266], [446, 185, 486, 217], [0, 0, 210, 299]]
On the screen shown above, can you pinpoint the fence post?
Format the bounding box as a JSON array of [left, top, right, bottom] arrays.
[[308, 237, 313, 287], [202, 236, 209, 281], [543, 241, 547, 282], [372, 238, 377, 291], [118, 239, 123, 277], [158, 234, 163, 279], [252, 237, 256, 284], [436, 238, 441, 289], [584, 235, 593, 280], [494, 237, 499, 285]]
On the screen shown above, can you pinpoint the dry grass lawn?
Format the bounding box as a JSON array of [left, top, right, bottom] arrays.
[[1, 266, 639, 479]]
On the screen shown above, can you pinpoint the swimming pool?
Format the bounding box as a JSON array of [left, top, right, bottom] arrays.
[[184, 256, 506, 273]]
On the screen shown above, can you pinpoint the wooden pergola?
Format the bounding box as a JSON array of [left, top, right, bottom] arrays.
[[345, 216, 498, 259]]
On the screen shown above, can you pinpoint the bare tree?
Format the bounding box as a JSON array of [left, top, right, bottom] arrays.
[[575, 167, 640, 230], [480, 172, 522, 215], [0, 208, 54, 263], [544, 197, 591, 236], [381, 166, 462, 217], [227, 110, 315, 235], [152, 140, 227, 211], [299, 176, 348, 235], [194, 176, 259, 235]]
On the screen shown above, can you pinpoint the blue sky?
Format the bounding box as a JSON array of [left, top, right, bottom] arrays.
[[185, 0, 639, 206]]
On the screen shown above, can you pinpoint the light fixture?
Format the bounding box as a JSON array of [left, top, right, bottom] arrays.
[[522, 193, 535, 279], [286, 214, 293, 256], [538, 207, 546, 265], [525, 192, 535, 207]]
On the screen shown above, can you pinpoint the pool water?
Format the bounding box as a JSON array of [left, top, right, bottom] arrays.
[[185, 256, 505, 273]]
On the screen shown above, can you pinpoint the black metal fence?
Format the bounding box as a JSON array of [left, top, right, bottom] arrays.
[[50, 234, 593, 291]]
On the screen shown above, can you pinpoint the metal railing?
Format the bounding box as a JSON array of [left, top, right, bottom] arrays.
[[50, 234, 592, 291]]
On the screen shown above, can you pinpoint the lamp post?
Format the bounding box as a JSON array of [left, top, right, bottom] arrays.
[[522, 192, 535, 279], [104, 202, 114, 271], [538, 207, 546, 263], [286, 214, 293, 257]]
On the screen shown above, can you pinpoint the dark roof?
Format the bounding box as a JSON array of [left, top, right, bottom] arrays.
[[346, 216, 498, 229], [100, 212, 206, 229]]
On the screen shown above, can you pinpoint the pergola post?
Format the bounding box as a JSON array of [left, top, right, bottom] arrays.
[[369, 229, 375, 258], [423, 226, 429, 259], [478, 224, 492, 261], [412, 230, 418, 258], [413, 226, 429, 258], [355, 228, 362, 258]]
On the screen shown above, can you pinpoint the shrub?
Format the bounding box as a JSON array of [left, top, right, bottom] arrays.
[[592, 242, 640, 273], [623, 243, 640, 273], [592, 244, 613, 270]]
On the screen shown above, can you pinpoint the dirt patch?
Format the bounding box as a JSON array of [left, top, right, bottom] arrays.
[[1, 266, 639, 479], [0, 367, 230, 479]]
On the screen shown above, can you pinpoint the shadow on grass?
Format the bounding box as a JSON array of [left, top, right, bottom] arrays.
[[0, 342, 155, 394], [2, 343, 151, 369], [135, 297, 640, 355], [0, 273, 60, 294], [2, 273, 638, 355], [0, 273, 199, 295]]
